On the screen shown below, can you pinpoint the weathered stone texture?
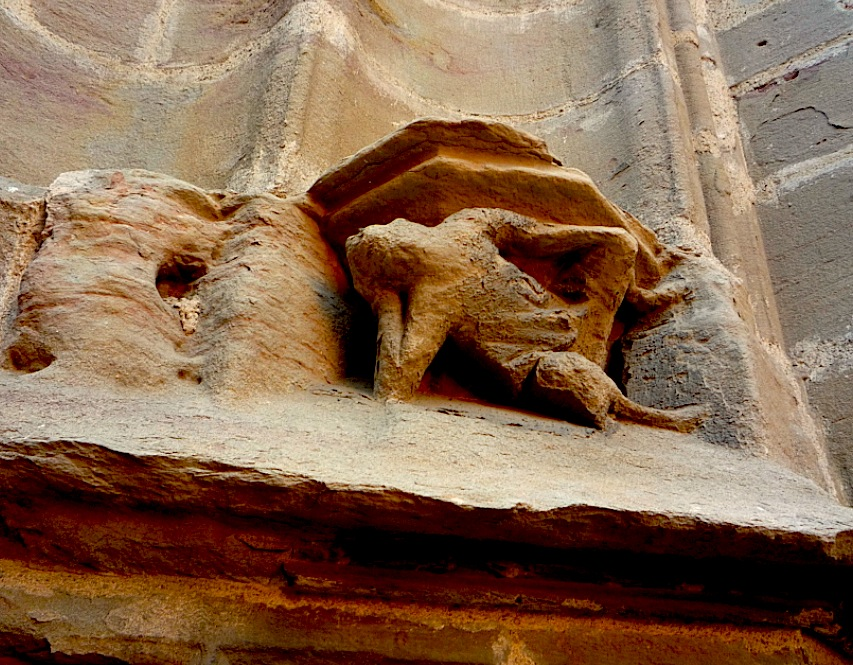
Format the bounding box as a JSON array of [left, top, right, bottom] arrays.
[[738, 46, 853, 178], [0, 379, 851, 662], [759, 164, 853, 345], [302, 119, 831, 484], [0, 0, 707, 225], [717, 0, 853, 85], [30, 0, 161, 61], [0, 178, 45, 341], [351, 0, 663, 116], [1, 0, 852, 660], [711, 0, 853, 499], [530, 65, 708, 238], [0, 559, 846, 665], [757, 164, 853, 490], [3, 170, 347, 393]]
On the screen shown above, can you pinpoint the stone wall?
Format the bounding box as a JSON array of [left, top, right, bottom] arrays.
[[706, 0, 853, 498], [2, 0, 844, 493], [3, 1, 853, 661]]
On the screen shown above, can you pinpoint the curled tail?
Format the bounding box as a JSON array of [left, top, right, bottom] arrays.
[[612, 395, 708, 433]]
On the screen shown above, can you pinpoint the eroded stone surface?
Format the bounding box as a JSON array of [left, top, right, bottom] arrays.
[[346, 209, 702, 431], [717, 0, 853, 85], [0, 177, 46, 343], [0, 377, 851, 562], [0, 559, 847, 664], [738, 46, 853, 178], [2, 169, 347, 394], [0, 558, 846, 665], [303, 119, 837, 491]]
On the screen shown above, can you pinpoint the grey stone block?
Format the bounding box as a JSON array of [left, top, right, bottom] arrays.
[[808, 368, 853, 495], [759, 162, 853, 346], [718, 0, 853, 85], [738, 45, 853, 178]]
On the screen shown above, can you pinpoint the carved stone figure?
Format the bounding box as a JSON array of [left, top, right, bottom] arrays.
[[347, 208, 706, 432]]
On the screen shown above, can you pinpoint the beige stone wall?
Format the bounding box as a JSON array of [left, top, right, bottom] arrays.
[[2, 2, 853, 662], [698, 0, 853, 498], [4, 0, 843, 490]]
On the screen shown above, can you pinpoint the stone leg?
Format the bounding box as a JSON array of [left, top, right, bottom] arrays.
[[530, 351, 706, 432], [529, 351, 619, 428], [374, 286, 451, 401], [567, 230, 639, 367]]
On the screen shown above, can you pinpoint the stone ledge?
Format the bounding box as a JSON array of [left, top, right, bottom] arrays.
[[0, 376, 850, 567]]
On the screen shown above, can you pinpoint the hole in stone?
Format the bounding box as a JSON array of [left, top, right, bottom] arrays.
[[157, 255, 207, 335], [177, 368, 203, 384], [756, 39, 768, 46], [7, 336, 55, 373], [156, 255, 207, 299]]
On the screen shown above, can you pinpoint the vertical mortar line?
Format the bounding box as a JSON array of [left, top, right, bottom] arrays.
[[665, 0, 786, 346]]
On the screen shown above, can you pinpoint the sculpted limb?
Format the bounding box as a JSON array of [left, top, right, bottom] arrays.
[[372, 291, 404, 398], [346, 222, 460, 401], [489, 216, 690, 360], [375, 285, 453, 400], [494, 222, 642, 367], [347, 212, 705, 433], [529, 352, 706, 432]]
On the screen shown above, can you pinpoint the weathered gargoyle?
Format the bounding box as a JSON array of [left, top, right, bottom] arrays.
[[303, 118, 706, 431], [347, 209, 706, 432]]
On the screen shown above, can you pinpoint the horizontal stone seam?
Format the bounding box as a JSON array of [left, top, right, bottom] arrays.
[[730, 33, 853, 96], [754, 143, 853, 204], [363, 53, 671, 124]]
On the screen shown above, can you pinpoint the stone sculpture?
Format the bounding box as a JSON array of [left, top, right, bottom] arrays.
[[347, 208, 706, 432], [0, 119, 705, 432]]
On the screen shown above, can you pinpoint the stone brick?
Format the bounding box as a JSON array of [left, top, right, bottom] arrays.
[[738, 45, 853, 178], [809, 368, 853, 494], [717, 0, 853, 85], [758, 162, 853, 346], [762, 163, 853, 497]]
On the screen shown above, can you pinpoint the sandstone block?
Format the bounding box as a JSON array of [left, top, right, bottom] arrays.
[[738, 45, 853, 178], [0, 178, 46, 342], [717, 0, 853, 85], [2, 170, 347, 394], [758, 163, 853, 345], [809, 369, 853, 497]]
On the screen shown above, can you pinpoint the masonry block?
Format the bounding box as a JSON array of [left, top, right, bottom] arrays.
[[758, 162, 853, 346], [718, 0, 853, 85], [738, 45, 853, 178]]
